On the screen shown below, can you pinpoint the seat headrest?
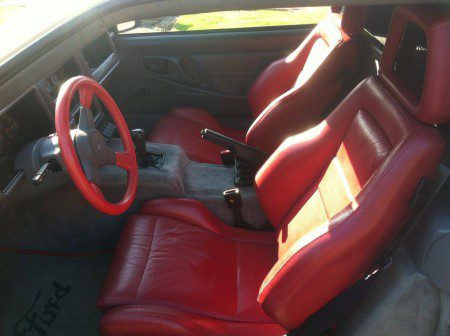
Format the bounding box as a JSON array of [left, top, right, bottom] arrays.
[[380, 5, 450, 125], [329, 6, 366, 37], [341, 6, 367, 36]]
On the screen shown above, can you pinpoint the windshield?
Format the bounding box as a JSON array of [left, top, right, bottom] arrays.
[[0, 0, 102, 65]]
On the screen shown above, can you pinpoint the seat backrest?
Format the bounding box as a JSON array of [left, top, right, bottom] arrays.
[[245, 6, 367, 154], [254, 5, 450, 331]]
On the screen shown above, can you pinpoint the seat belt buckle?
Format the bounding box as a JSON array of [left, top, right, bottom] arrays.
[[223, 188, 254, 230], [220, 149, 235, 166], [223, 188, 242, 209], [223, 188, 272, 231]]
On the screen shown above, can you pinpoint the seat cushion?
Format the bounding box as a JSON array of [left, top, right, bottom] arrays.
[[100, 305, 286, 336], [97, 199, 283, 334], [148, 107, 245, 164]]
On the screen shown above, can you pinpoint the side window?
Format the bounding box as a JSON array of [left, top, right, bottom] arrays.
[[116, 7, 330, 35], [364, 5, 394, 45], [394, 23, 427, 95]]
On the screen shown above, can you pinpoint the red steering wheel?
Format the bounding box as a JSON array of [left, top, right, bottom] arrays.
[[55, 76, 138, 215]]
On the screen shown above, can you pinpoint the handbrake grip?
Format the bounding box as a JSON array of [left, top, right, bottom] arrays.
[[201, 128, 268, 165]]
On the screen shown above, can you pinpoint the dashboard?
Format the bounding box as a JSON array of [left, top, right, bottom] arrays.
[[0, 32, 120, 193], [0, 90, 53, 157]]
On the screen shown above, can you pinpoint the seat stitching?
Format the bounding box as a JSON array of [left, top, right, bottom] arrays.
[[260, 137, 434, 295], [135, 220, 157, 300], [235, 241, 240, 317], [372, 77, 417, 139], [106, 306, 283, 333], [102, 298, 275, 323], [278, 110, 355, 227], [276, 77, 413, 228], [139, 213, 275, 245], [317, 186, 330, 221]]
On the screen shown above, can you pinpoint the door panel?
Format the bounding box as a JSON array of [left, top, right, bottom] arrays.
[[107, 26, 313, 130]]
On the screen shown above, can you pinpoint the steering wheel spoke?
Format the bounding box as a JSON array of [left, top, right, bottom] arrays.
[[90, 182, 106, 200], [116, 151, 134, 170], [78, 106, 95, 132], [100, 145, 118, 166], [79, 86, 94, 109], [80, 157, 101, 184]]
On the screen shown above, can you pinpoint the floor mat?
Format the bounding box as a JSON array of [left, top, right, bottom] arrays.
[[0, 252, 112, 336]]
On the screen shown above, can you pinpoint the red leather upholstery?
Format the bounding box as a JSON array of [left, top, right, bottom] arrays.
[[255, 76, 444, 329], [340, 6, 367, 36], [251, 8, 450, 328], [246, 14, 346, 119], [245, 13, 362, 153], [100, 305, 286, 336], [148, 107, 245, 163], [379, 5, 450, 124], [100, 6, 449, 335], [149, 7, 366, 162], [98, 198, 285, 335]]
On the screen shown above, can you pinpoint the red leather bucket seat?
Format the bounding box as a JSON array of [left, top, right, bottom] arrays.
[[148, 7, 367, 163], [98, 6, 450, 335]]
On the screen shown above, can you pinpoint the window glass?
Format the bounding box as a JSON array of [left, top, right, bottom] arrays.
[[364, 5, 394, 45], [117, 7, 330, 34], [394, 23, 427, 95]]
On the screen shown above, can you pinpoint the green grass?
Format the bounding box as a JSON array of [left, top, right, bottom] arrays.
[[134, 8, 330, 34], [173, 8, 329, 31]]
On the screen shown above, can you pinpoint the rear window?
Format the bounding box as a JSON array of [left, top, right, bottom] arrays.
[[364, 5, 394, 45], [394, 23, 427, 95]]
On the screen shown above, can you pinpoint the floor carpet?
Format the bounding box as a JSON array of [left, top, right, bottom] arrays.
[[0, 251, 112, 336]]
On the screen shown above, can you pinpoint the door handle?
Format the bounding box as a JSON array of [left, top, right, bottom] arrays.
[[179, 57, 203, 85], [142, 58, 168, 74]]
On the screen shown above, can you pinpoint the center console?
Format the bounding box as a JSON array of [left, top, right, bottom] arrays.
[[100, 138, 269, 229]]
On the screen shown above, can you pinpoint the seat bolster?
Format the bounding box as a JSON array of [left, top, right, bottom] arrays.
[[167, 107, 223, 127], [246, 84, 326, 153], [246, 24, 361, 153], [255, 79, 369, 227], [100, 305, 285, 336], [247, 27, 318, 118], [140, 198, 275, 243]]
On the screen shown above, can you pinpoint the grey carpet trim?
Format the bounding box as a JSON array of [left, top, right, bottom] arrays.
[[337, 247, 441, 336]]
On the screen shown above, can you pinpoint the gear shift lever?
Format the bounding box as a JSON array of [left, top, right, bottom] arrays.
[[130, 128, 150, 168]]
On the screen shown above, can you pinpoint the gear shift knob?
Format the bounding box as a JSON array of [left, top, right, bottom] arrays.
[[130, 128, 150, 168], [130, 128, 145, 141]]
